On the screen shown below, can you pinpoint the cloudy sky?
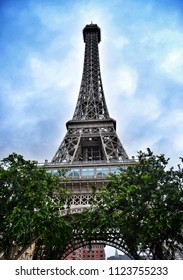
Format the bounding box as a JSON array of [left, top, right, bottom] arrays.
[[1, 0, 183, 168]]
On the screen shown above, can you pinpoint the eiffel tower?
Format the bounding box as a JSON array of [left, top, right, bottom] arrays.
[[44, 23, 134, 215], [45, 23, 134, 259], [52, 23, 129, 164], [44, 23, 134, 258]]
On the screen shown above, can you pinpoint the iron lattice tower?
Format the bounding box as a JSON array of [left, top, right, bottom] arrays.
[[43, 24, 135, 258], [52, 23, 129, 163]]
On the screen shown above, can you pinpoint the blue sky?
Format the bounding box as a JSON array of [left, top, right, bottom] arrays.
[[1, 0, 183, 167]]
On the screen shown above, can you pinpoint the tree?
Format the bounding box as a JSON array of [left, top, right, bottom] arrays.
[[0, 153, 72, 259], [80, 149, 183, 259]]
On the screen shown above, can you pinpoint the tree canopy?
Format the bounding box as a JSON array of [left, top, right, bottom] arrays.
[[0, 153, 72, 259], [78, 149, 183, 259], [0, 150, 182, 259]]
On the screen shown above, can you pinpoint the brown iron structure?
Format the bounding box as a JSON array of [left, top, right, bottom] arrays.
[[44, 23, 136, 259], [45, 23, 134, 216]]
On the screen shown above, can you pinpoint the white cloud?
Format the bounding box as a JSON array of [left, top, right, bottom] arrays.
[[161, 49, 183, 84], [113, 36, 129, 50], [117, 67, 138, 97], [29, 56, 69, 90], [159, 110, 183, 128], [157, 110, 183, 153], [173, 133, 183, 151], [140, 28, 183, 87], [144, 29, 183, 49]]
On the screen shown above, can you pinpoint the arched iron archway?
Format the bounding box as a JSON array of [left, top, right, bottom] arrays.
[[60, 228, 151, 260], [61, 238, 133, 260]]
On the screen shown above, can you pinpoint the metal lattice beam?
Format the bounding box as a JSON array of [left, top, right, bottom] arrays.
[[73, 24, 109, 120]]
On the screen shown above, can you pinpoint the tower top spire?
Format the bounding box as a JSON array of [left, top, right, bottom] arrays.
[[73, 23, 107, 120], [83, 23, 101, 43]]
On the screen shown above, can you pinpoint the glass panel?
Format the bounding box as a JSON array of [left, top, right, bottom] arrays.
[[96, 167, 109, 177], [96, 167, 103, 176], [102, 167, 109, 176], [82, 168, 88, 177], [67, 169, 73, 177], [67, 168, 80, 177], [88, 168, 94, 176], [81, 167, 94, 177], [110, 167, 120, 174], [53, 170, 58, 175], [73, 168, 80, 177]]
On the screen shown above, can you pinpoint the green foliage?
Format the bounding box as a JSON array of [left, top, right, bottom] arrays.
[[0, 153, 72, 259], [1, 150, 182, 259], [79, 149, 183, 259]]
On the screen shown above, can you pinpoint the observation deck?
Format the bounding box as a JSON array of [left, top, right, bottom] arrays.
[[40, 159, 136, 216]]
